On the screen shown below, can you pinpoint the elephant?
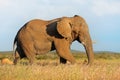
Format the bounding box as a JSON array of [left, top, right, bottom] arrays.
[[13, 15, 94, 65]]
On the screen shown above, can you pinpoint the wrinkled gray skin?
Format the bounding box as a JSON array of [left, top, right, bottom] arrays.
[[13, 15, 94, 65]]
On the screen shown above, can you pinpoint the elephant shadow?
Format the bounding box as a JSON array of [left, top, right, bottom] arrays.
[[46, 22, 63, 39]]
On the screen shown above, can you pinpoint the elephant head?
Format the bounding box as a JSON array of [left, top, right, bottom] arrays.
[[56, 15, 94, 64]]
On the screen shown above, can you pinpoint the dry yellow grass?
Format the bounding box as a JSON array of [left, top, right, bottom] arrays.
[[0, 59, 120, 80]]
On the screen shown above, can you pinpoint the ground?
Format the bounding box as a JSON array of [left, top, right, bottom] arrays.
[[0, 51, 120, 80]]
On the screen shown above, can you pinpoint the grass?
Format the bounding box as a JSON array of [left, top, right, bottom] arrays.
[[0, 51, 120, 80]]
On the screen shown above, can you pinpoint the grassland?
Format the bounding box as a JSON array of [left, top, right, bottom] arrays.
[[0, 51, 120, 80]]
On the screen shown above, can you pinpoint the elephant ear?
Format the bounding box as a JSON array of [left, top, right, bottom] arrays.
[[57, 18, 72, 38]]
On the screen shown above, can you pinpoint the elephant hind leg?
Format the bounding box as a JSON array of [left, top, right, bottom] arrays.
[[13, 51, 20, 65], [24, 50, 36, 65], [22, 46, 36, 65]]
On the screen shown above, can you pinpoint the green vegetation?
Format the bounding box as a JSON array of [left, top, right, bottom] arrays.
[[0, 51, 120, 80]]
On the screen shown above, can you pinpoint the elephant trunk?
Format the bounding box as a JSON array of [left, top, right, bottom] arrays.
[[81, 34, 94, 64]]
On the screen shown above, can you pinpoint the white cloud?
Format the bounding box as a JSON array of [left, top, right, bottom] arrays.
[[91, 0, 120, 16], [0, 0, 8, 6], [1, 0, 120, 17], [0, 0, 17, 9]]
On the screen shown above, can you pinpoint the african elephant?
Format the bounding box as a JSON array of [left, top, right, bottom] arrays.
[[13, 15, 94, 65]]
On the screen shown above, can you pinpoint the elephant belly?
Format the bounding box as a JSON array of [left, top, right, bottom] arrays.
[[34, 41, 52, 54]]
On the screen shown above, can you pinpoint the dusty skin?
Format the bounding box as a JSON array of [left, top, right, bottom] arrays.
[[13, 15, 94, 65]]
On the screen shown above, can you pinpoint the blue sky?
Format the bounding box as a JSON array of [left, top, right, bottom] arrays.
[[0, 0, 120, 52]]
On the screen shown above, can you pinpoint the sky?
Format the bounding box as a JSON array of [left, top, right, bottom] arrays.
[[0, 0, 120, 52]]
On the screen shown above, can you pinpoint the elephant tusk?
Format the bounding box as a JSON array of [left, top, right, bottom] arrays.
[[82, 42, 85, 45]]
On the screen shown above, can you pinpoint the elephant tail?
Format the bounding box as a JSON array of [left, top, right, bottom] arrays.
[[13, 36, 18, 60], [13, 36, 17, 52]]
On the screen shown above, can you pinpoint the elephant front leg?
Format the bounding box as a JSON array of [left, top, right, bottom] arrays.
[[60, 57, 67, 64], [57, 48, 75, 64], [54, 39, 76, 64]]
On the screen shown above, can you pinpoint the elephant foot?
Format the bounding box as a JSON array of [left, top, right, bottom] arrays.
[[60, 57, 67, 64], [13, 57, 20, 65]]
